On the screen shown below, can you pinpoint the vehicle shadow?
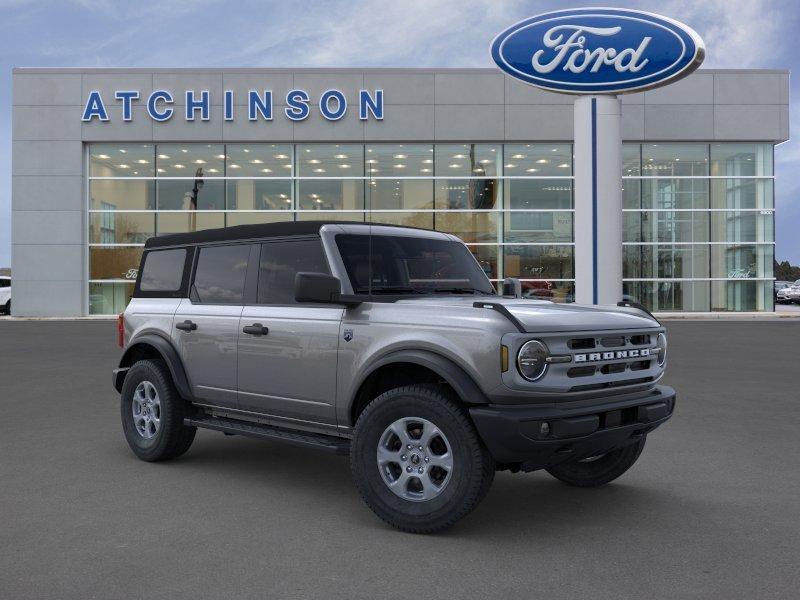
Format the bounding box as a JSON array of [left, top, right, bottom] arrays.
[[161, 432, 683, 539]]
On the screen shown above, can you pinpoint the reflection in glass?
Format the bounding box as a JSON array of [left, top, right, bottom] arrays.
[[434, 211, 499, 243], [641, 178, 708, 210], [156, 144, 225, 177], [503, 144, 572, 177], [711, 210, 774, 244], [504, 212, 573, 243], [505, 179, 572, 210], [710, 143, 773, 177], [225, 212, 293, 227], [90, 180, 155, 211], [623, 281, 710, 312], [623, 244, 710, 279], [641, 143, 708, 176], [711, 179, 773, 210], [368, 178, 434, 210], [90, 144, 154, 177], [89, 247, 144, 280], [225, 144, 293, 177], [366, 144, 433, 177], [710, 244, 773, 279], [89, 282, 135, 315], [297, 179, 364, 211], [434, 179, 498, 210], [90, 211, 154, 244], [297, 144, 364, 177], [155, 211, 224, 235], [435, 144, 502, 178], [227, 180, 292, 210], [711, 280, 773, 312], [368, 211, 433, 230], [504, 245, 574, 279], [622, 144, 641, 176]]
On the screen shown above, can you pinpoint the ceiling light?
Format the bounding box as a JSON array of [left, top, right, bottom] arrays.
[[511, 154, 525, 159], [394, 164, 406, 169], [422, 159, 433, 164], [229, 164, 241, 169], [339, 164, 350, 169], [393, 154, 407, 159], [274, 154, 288, 159], [215, 154, 225, 159], [180, 149, 188, 153], [420, 168, 431, 173], [194, 159, 206, 164], [119, 149, 127, 153], [558, 163, 570, 168], [261, 168, 272, 173], [536, 159, 549, 164], [158, 154, 170, 160], [208, 168, 219, 173], [173, 164, 185, 169], [452, 154, 466, 159], [366, 159, 377, 164], [250, 159, 264, 164], [118, 164, 129, 169], [505, 164, 516, 168], [157, 168, 165, 173], [449, 164, 461, 168], [526, 168, 539, 173], [313, 168, 325, 173], [96, 154, 110, 159], [284, 164, 292, 169], [308, 159, 321, 164], [479, 159, 491, 164], [243, 148, 250, 153], [334, 154, 348, 159]]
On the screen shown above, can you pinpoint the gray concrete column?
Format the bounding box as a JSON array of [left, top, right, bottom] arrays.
[[573, 95, 623, 305]]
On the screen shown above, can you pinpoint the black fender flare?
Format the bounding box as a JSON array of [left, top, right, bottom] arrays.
[[114, 333, 192, 400], [352, 349, 489, 413]]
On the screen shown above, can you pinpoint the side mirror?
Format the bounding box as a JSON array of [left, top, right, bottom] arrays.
[[295, 272, 342, 304], [502, 277, 522, 298]]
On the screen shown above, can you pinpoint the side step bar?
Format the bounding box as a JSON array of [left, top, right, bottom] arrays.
[[184, 415, 351, 455]]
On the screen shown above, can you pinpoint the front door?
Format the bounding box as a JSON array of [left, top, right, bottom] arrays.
[[173, 243, 254, 408], [237, 237, 343, 427]]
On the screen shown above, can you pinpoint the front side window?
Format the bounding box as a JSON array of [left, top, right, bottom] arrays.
[[335, 234, 495, 295], [192, 245, 250, 304], [139, 248, 186, 292], [258, 239, 330, 304]]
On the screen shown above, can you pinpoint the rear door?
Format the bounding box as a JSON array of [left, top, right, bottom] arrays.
[[237, 237, 343, 427], [173, 243, 256, 409]]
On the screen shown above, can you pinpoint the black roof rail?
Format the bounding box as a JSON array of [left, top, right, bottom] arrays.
[[473, 301, 527, 333]]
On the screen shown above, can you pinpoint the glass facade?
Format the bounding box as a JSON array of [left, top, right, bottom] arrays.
[[623, 142, 774, 311], [87, 142, 774, 314]]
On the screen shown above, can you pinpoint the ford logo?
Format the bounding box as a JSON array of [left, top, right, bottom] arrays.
[[491, 8, 704, 94]]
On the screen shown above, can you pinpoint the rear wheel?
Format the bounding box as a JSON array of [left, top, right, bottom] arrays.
[[545, 437, 646, 487], [120, 359, 196, 462], [350, 385, 494, 534]]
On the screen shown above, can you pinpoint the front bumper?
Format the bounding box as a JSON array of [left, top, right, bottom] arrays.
[[469, 385, 675, 472]]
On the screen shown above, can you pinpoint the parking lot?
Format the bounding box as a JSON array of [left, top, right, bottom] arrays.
[[1, 320, 798, 599]]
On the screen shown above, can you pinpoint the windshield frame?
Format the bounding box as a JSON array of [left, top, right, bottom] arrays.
[[328, 229, 496, 298]]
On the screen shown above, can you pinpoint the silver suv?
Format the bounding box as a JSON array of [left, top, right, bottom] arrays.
[[114, 222, 675, 533]]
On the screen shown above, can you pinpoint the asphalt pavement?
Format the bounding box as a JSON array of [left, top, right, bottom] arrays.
[[1, 320, 798, 599]]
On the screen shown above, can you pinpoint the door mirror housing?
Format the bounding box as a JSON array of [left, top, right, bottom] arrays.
[[295, 272, 357, 305], [502, 277, 522, 298]]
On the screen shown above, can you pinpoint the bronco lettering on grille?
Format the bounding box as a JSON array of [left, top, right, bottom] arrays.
[[574, 348, 651, 363]]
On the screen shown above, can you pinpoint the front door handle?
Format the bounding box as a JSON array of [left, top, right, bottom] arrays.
[[176, 320, 197, 332], [242, 323, 269, 336]]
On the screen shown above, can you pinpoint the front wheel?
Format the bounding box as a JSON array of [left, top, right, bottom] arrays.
[[350, 385, 494, 534], [545, 437, 646, 487]]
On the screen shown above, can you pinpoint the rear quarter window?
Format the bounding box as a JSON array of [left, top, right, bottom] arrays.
[[139, 248, 187, 292]]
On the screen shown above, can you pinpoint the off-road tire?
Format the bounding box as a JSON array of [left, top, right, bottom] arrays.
[[120, 359, 196, 462], [350, 384, 494, 534], [545, 437, 646, 487]]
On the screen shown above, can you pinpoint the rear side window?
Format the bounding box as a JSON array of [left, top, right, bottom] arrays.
[[193, 245, 250, 304], [140, 249, 187, 292], [258, 239, 329, 304]]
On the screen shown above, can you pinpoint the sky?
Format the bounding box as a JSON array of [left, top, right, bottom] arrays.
[[1, 0, 799, 268]]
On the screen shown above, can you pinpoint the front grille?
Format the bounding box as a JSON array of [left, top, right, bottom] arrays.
[[525, 328, 664, 394]]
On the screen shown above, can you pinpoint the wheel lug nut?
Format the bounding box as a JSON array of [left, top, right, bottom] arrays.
[[406, 466, 413, 473], [407, 444, 413, 450], [401, 455, 407, 461], [424, 456, 430, 463], [417, 467, 424, 474], [418, 445, 423, 451]]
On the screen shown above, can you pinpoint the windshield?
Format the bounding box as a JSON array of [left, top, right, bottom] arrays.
[[335, 234, 495, 296]]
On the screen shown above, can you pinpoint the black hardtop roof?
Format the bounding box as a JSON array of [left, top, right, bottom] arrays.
[[143, 220, 434, 249]]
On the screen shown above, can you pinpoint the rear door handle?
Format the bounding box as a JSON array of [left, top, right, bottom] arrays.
[[176, 320, 197, 332], [242, 323, 269, 336]]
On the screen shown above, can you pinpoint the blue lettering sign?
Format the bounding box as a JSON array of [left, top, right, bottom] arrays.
[[147, 90, 174, 121], [320, 89, 347, 120], [248, 90, 273, 120], [115, 91, 139, 121], [285, 89, 310, 121], [185, 90, 210, 121], [359, 89, 383, 120], [81, 91, 108, 122]]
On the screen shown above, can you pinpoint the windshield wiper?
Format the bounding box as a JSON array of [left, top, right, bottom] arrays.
[[354, 286, 426, 295], [432, 287, 495, 296]]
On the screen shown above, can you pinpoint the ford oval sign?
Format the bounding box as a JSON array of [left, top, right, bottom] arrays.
[[491, 8, 705, 94]]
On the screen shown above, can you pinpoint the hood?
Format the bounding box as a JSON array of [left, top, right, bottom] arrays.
[[395, 296, 659, 332]]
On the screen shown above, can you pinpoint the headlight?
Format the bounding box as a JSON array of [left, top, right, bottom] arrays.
[[517, 340, 549, 381], [656, 332, 667, 367]]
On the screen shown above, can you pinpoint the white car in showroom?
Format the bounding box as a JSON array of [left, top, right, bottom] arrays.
[[0, 276, 10, 314]]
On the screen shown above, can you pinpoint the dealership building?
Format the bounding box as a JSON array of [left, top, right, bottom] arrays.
[[10, 67, 789, 316]]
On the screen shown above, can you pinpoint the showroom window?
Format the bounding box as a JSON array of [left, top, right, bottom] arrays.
[[622, 142, 775, 312], [88, 142, 577, 313]]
